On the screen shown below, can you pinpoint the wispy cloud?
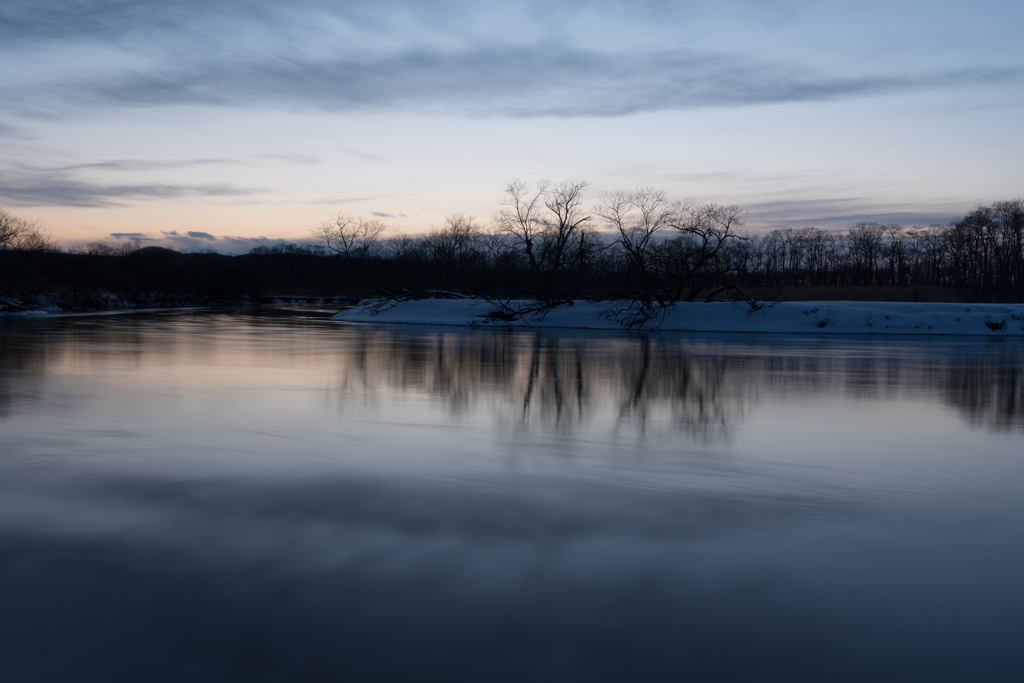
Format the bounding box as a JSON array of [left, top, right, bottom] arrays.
[[255, 153, 324, 165], [2, 1, 1020, 119], [309, 195, 383, 206], [744, 197, 965, 231], [0, 169, 263, 207], [52, 158, 239, 172], [7, 48, 1019, 119], [0, 121, 24, 137]]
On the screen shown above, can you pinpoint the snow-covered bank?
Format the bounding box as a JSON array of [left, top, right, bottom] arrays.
[[332, 298, 1024, 336]]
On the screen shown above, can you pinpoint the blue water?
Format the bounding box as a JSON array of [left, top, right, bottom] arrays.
[[2, 306, 1023, 681]]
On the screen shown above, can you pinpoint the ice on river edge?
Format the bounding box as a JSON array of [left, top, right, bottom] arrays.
[[332, 298, 1024, 336]]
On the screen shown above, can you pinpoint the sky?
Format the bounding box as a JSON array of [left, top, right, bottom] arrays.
[[1, 0, 1022, 251]]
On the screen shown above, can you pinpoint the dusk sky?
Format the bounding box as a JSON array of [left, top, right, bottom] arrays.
[[2, 0, 1022, 251]]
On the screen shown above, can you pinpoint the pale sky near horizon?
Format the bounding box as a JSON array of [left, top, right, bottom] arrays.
[[1, 0, 1022, 252]]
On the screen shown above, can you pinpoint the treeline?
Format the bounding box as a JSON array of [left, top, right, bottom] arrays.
[[739, 203, 1024, 301], [1, 183, 1022, 309], [0, 245, 350, 309], [309, 183, 1024, 305]]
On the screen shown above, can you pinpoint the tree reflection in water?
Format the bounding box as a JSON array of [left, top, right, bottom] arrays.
[[1, 309, 1022, 438], [3, 308, 1024, 682], [325, 327, 1024, 441]]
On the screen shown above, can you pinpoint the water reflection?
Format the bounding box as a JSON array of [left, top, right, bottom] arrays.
[[3, 308, 1023, 439], [326, 326, 1024, 439], [2, 308, 1024, 680], [327, 330, 752, 441]]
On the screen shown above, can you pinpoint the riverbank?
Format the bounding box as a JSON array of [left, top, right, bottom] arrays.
[[0, 294, 350, 317], [332, 298, 1024, 336]]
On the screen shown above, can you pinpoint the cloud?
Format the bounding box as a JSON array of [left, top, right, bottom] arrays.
[[143, 231, 316, 253], [4, 1, 628, 46], [371, 212, 394, 218], [256, 153, 324, 165], [743, 197, 964, 231], [309, 195, 382, 205], [9, 47, 1018, 119], [52, 158, 239, 172], [0, 121, 23, 137], [0, 169, 263, 207], [109, 232, 151, 240], [1, 1, 1020, 119]]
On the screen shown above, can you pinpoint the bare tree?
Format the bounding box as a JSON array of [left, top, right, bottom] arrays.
[[495, 180, 549, 277], [539, 179, 591, 281], [424, 213, 482, 291], [882, 224, 906, 286], [0, 207, 53, 251], [0, 208, 20, 248], [311, 212, 390, 294], [991, 199, 1024, 301], [495, 179, 593, 299], [84, 239, 143, 256], [847, 223, 885, 285], [12, 225, 54, 251], [312, 213, 387, 261], [667, 202, 747, 302], [382, 227, 422, 262], [598, 188, 686, 305]]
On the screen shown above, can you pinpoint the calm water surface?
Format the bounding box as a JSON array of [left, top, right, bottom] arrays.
[[2, 306, 1023, 681]]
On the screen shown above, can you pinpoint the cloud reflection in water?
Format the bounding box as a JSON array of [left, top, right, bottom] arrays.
[[0, 308, 1023, 680]]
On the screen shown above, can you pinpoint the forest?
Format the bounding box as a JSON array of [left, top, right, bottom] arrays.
[[2, 182, 1023, 311]]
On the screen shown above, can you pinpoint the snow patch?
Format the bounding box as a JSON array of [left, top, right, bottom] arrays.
[[331, 298, 1024, 336]]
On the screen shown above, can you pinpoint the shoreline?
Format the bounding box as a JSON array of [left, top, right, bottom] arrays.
[[332, 298, 1024, 336], [0, 295, 351, 317]]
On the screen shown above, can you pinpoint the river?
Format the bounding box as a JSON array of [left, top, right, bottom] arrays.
[[2, 306, 1022, 681]]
